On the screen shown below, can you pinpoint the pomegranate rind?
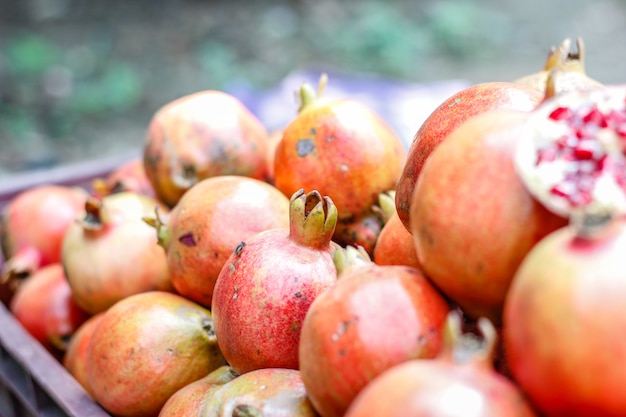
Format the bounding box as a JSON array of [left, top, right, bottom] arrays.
[[515, 86, 626, 218]]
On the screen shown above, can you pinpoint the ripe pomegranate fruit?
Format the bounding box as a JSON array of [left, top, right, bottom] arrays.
[[504, 215, 626, 417], [143, 90, 270, 207], [344, 312, 539, 417], [62, 192, 172, 314], [273, 74, 407, 221], [332, 207, 384, 257], [395, 82, 542, 231], [211, 189, 338, 374], [515, 85, 626, 219], [372, 191, 421, 268], [158, 365, 238, 417], [515, 37, 602, 95], [410, 110, 567, 323], [92, 157, 156, 199], [144, 175, 290, 308], [9, 263, 91, 361], [62, 312, 104, 397], [202, 368, 319, 417], [299, 245, 450, 417], [87, 291, 226, 417], [1, 184, 87, 275]]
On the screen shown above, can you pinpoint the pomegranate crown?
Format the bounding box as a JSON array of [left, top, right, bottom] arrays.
[[289, 188, 337, 249]]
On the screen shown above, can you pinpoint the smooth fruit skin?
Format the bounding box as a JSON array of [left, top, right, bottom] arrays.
[[1, 185, 87, 266], [158, 365, 238, 417], [9, 263, 91, 361], [274, 99, 407, 221], [344, 359, 538, 417], [87, 291, 226, 417], [373, 210, 421, 268], [212, 229, 337, 375], [503, 220, 626, 417], [299, 263, 450, 417], [410, 110, 567, 323], [62, 312, 104, 397], [157, 176, 290, 308], [396, 82, 542, 231], [202, 368, 319, 417], [92, 157, 156, 199], [143, 90, 270, 207]]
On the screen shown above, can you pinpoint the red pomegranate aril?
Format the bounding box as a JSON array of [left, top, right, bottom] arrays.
[[549, 106, 572, 121]]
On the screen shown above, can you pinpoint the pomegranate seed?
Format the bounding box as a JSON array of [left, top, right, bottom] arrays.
[[536, 147, 557, 165], [550, 182, 574, 198], [548, 107, 573, 121], [572, 141, 597, 160], [582, 107, 607, 128]]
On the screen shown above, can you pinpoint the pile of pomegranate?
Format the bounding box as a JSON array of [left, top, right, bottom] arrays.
[[2, 37, 625, 417]]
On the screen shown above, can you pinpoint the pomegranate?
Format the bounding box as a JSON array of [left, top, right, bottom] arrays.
[[143, 90, 270, 207], [332, 207, 384, 257], [1, 245, 42, 306], [515, 85, 626, 219], [504, 215, 626, 417], [515, 37, 602, 95], [87, 291, 226, 417], [62, 312, 104, 397], [395, 82, 542, 231], [62, 192, 173, 314], [1, 184, 87, 275], [299, 245, 450, 417], [410, 110, 567, 323], [211, 189, 338, 374], [144, 175, 290, 308], [344, 312, 539, 417], [372, 191, 421, 268], [9, 263, 91, 361], [273, 74, 407, 222], [158, 365, 238, 417], [503, 85, 626, 417], [202, 368, 319, 417], [92, 157, 156, 199]]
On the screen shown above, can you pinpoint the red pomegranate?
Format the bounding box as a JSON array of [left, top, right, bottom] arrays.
[[158, 365, 238, 417], [514, 37, 602, 95], [143, 90, 270, 207], [62, 312, 104, 397], [92, 157, 156, 199], [9, 263, 91, 360], [87, 291, 226, 417], [1, 185, 87, 274], [211, 189, 338, 374], [273, 74, 407, 222], [503, 84, 626, 417], [409, 110, 567, 323], [144, 175, 290, 308], [332, 207, 385, 257], [62, 192, 173, 314], [344, 312, 539, 417], [395, 82, 542, 231], [299, 245, 450, 417], [201, 368, 319, 417]]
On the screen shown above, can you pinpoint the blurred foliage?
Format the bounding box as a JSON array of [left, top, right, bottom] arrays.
[[0, 0, 513, 172]]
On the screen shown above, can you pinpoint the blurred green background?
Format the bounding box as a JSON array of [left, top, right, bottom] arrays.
[[1, 0, 625, 176]]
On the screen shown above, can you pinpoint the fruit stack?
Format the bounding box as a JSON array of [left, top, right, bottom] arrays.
[[1, 37, 624, 417]]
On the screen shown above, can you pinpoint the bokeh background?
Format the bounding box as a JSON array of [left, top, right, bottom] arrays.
[[1, 0, 625, 177]]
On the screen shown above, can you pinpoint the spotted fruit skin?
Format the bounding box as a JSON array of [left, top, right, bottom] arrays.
[[157, 176, 290, 308], [299, 262, 450, 417], [143, 90, 270, 207], [274, 99, 406, 221], [396, 82, 542, 231]]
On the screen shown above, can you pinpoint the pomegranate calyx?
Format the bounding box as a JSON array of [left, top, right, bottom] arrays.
[[371, 190, 396, 224], [142, 206, 171, 248], [289, 188, 338, 249], [0, 245, 42, 286], [80, 197, 108, 232], [232, 404, 263, 417], [172, 162, 198, 189], [332, 244, 371, 276], [440, 311, 497, 369], [297, 73, 328, 113], [543, 37, 587, 74], [569, 206, 618, 239]]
